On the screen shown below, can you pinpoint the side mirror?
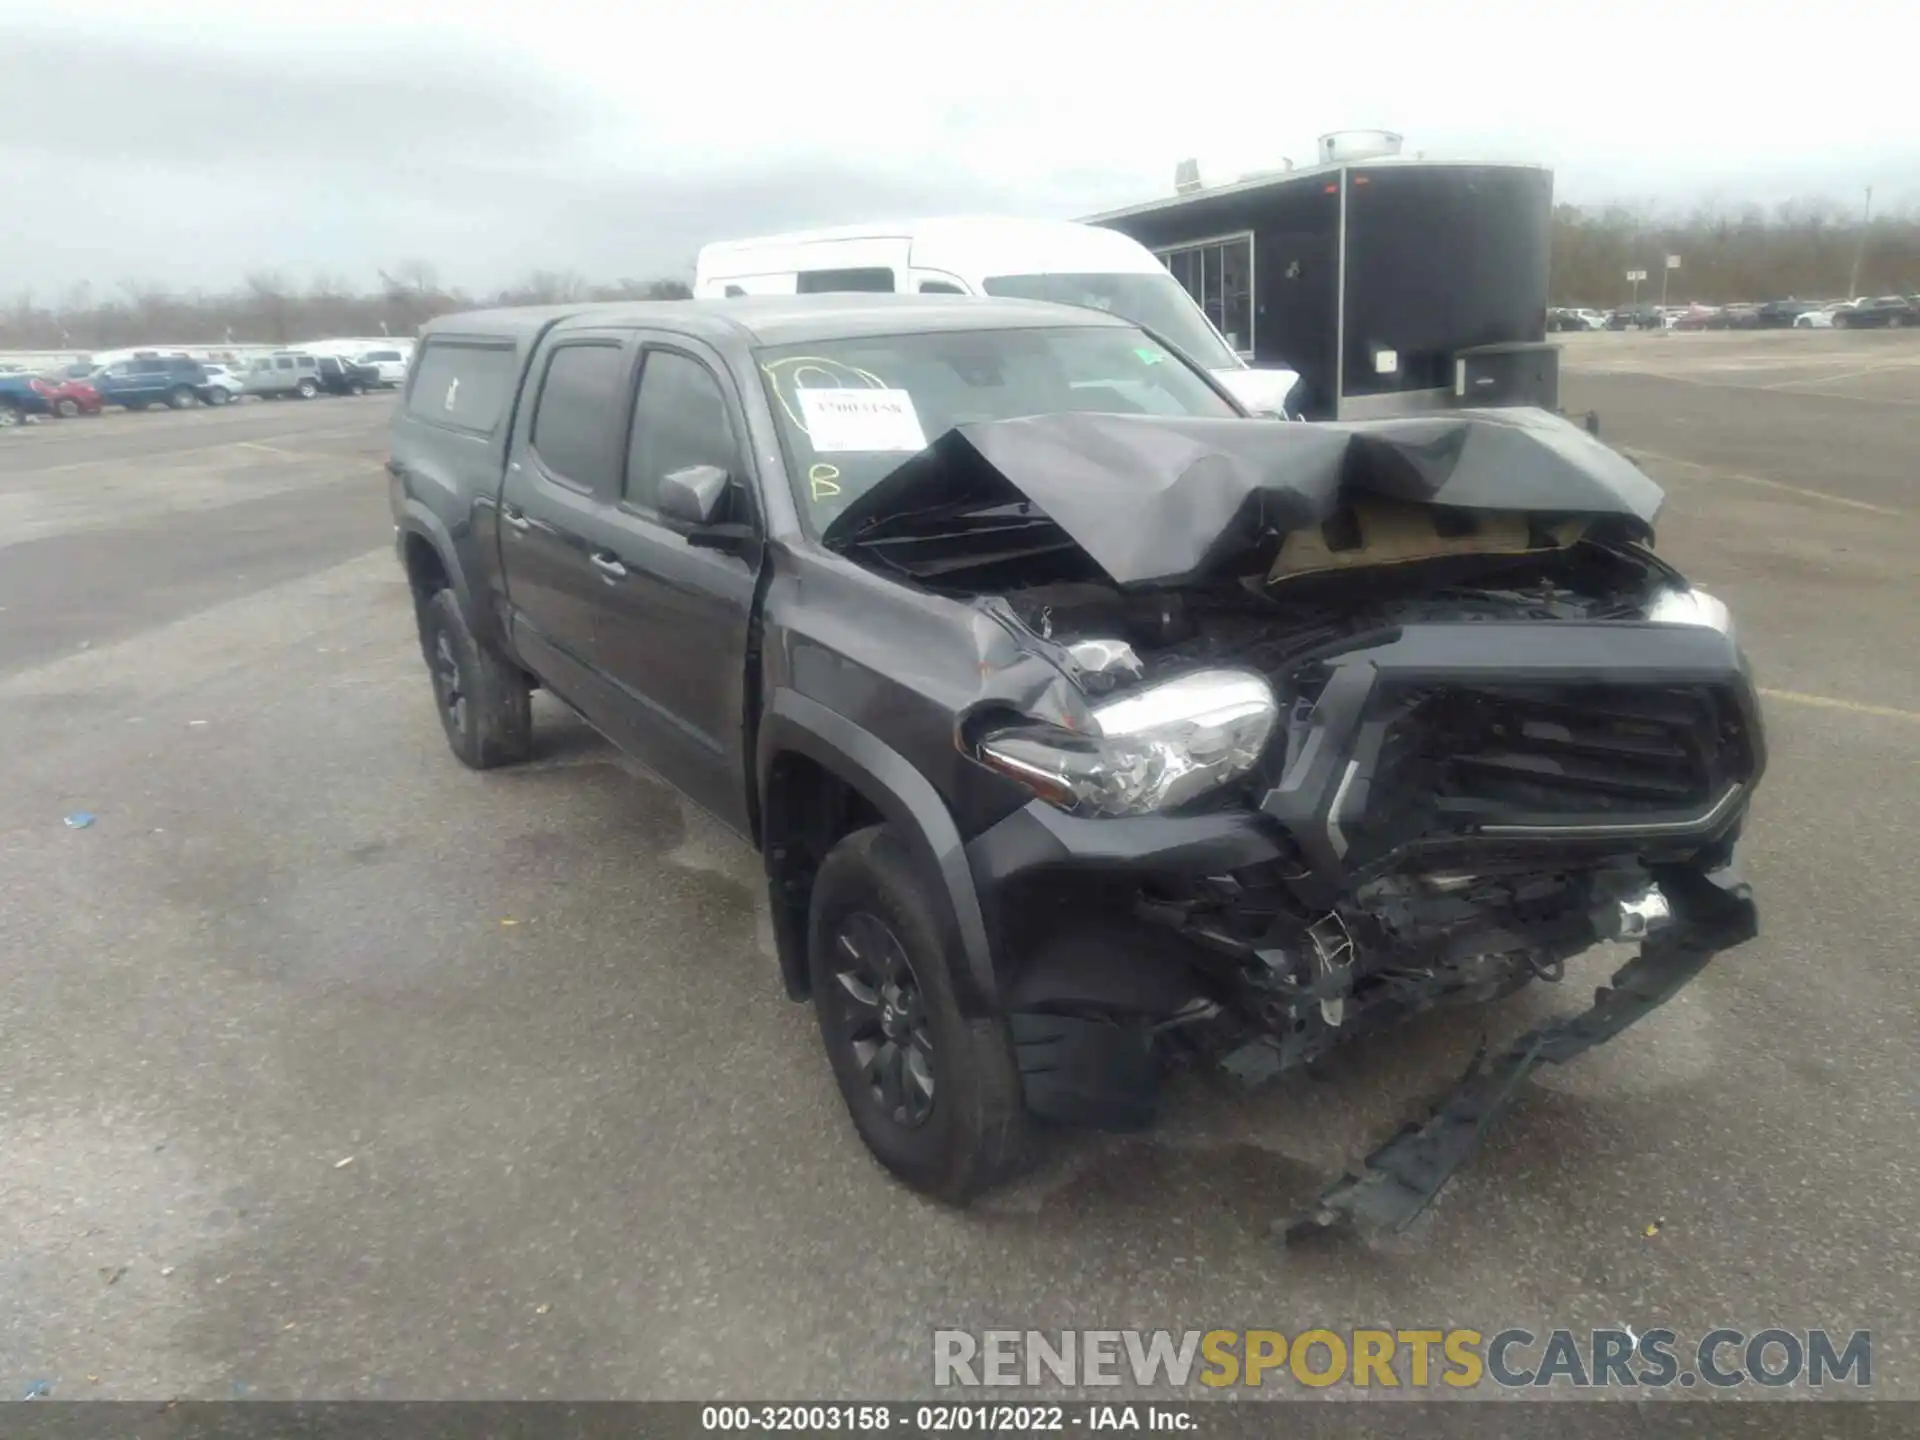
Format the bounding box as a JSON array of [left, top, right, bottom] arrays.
[[658, 463, 730, 527]]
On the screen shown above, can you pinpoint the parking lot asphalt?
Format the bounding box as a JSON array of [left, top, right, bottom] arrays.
[[3, 341, 1917, 1402]]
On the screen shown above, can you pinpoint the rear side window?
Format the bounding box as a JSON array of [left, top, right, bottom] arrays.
[[624, 350, 742, 513], [918, 280, 966, 294], [275, 357, 295, 371], [405, 340, 518, 435], [531, 342, 626, 494], [796, 267, 895, 294]]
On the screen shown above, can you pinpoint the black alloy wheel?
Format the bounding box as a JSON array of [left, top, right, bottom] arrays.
[[826, 910, 937, 1128]]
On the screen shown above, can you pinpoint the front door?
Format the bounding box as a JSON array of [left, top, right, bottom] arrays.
[[587, 338, 763, 836]]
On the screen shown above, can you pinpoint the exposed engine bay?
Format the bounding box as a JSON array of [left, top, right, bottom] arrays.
[[823, 408, 1764, 1235]]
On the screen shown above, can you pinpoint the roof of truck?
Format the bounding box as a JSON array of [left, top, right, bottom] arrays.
[[420, 294, 1128, 349]]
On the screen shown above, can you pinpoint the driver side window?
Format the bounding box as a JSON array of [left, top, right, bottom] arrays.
[[624, 350, 744, 518]]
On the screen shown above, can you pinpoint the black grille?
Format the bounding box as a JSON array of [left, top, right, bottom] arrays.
[[1402, 683, 1747, 826]]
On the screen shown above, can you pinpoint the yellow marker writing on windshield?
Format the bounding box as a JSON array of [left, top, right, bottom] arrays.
[[809, 463, 842, 502]]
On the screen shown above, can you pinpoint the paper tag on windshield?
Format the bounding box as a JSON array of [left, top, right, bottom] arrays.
[[795, 387, 928, 453]]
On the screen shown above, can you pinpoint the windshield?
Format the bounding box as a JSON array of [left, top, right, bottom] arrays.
[[980, 272, 1242, 372], [757, 323, 1239, 535]]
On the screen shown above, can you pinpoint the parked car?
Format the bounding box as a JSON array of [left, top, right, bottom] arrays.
[[1671, 305, 1719, 331], [1793, 301, 1850, 328], [238, 352, 323, 399], [1752, 299, 1809, 328], [31, 374, 103, 417], [0, 371, 55, 426], [1833, 296, 1917, 329], [1547, 308, 1605, 332], [89, 356, 210, 411], [1713, 303, 1762, 330], [196, 364, 246, 405], [1605, 305, 1663, 330], [388, 294, 1764, 1230], [316, 354, 382, 396], [353, 347, 411, 386]]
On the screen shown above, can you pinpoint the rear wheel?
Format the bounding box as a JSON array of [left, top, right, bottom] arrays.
[[415, 588, 532, 769], [204, 387, 230, 406], [1891, 315, 1905, 329], [56, 398, 80, 419], [166, 386, 196, 409], [295, 378, 318, 399], [0, 402, 20, 428], [809, 825, 1029, 1204]]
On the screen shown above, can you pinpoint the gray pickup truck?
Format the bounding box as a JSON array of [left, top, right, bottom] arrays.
[[387, 294, 1764, 1235]]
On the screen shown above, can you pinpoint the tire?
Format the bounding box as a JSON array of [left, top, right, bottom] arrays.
[[0, 402, 20, 428], [1891, 315, 1905, 329], [204, 387, 230, 406], [166, 386, 196, 410], [295, 379, 318, 400], [349, 382, 365, 396], [416, 587, 532, 769], [56, 398, 80, 419], [809, 824, 1029, 1204]]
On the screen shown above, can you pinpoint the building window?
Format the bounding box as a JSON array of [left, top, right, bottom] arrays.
[[1156, 235, 1253, 356]]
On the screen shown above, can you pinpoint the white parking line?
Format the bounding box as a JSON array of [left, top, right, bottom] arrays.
[[1761, 688, 1920, 724], [1762, 361, 1920, 391], [1628, 449, 1903, 517]]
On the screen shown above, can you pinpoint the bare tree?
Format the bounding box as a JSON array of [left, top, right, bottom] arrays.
[[245, 271, 295, 345]]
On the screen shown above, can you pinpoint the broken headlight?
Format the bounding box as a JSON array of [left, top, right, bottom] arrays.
[[1645, 585, 1737, 644], [975, 669, 1278, 817]]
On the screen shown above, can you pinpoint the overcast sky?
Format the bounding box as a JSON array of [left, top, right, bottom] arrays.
[[2, 0, 1913, 297]]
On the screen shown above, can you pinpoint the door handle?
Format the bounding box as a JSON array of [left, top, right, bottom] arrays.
[[500, 505, 530, 531], [590, 551, 628, 579]]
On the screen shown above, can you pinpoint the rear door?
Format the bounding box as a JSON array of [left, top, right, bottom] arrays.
[[497, 329, 637, 719], [129, 357, 169, 403], [585, 335, 763, 835]]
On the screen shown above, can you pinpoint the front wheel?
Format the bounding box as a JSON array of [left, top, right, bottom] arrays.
[[204, 387, 230, 406], [809, 825, 1030, 1204], [167, 386, 196, 409], [415, 588, 532, 769], [56, 398, 81, 418]]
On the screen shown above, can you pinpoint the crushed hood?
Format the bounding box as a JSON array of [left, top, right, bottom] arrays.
[[823, 407, 1665, 589]]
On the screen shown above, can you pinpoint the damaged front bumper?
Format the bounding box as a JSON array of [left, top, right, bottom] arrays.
[[1284, 859, 1756, 1240], [960, 618, 1765, 1228]]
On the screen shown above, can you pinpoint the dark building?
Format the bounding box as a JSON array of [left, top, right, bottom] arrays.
[[1085, 132, 1561, 421]]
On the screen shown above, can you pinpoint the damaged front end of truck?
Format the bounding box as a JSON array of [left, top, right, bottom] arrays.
[[819, 407, 1764, 1234]]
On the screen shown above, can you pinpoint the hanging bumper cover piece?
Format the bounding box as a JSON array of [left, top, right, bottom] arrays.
[[1282, 863, 1758, 1243]]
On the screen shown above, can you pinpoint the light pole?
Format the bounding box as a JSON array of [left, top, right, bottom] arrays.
[[1847, 186, 1873, 301]]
